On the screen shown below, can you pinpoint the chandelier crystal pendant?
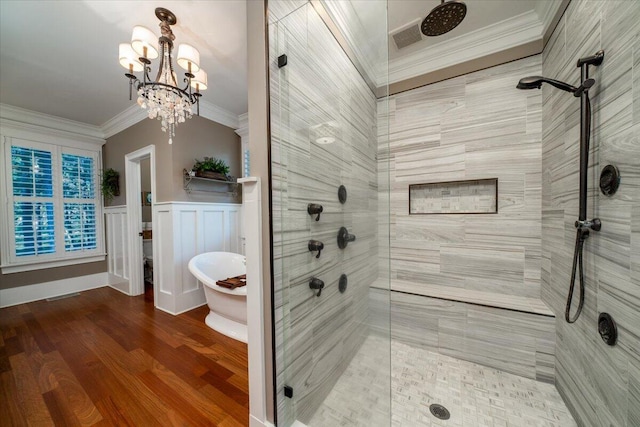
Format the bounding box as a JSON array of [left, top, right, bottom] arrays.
[[119, 8, 208, 144]]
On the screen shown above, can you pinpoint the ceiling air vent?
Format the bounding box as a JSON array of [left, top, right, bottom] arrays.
[[390, 19, 423, 50]]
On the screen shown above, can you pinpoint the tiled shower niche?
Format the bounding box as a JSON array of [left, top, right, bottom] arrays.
[[409, 178, 498, 214]]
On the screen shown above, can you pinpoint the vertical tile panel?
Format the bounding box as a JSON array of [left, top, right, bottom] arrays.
[[542, 1, 640, 425], [270, 3, 381, 423]]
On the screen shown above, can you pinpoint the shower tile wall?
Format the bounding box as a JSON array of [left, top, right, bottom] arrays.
[[541, 1, 640, 426], [381, 55, 544, 301], [270, 3, 381, 425], [376, 55, 555, 378], [387, 291, 556, 382]]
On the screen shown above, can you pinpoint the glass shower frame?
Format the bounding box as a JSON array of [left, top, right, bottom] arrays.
[[268, 1, 390, 425]]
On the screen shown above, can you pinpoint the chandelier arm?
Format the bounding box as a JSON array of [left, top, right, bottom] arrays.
[[182, 77, 192, 93], [144, 65, 152, 85], [138, 81, 196, 102], [125, 73, 139, 100]]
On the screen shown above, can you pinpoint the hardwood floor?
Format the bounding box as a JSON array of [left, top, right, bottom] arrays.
[[0, 287, 249, 426]]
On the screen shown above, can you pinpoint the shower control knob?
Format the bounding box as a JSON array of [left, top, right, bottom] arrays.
[[337, 227, 356, 249], [598, 313, 617, 346], [309, 278, 325, 297], [307, 204, 323, 221], [308, 240, 324, 258]]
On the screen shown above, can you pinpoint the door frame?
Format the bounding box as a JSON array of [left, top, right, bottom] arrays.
[[125, 144, 156, 297]]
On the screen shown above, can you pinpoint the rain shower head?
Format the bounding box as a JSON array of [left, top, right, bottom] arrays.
[[516, 76, 578, 93], [421, 0, 467, 37]]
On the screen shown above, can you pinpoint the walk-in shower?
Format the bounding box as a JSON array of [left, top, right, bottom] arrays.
[[517, 50, 604, 323], [268, 0, 639, 425]]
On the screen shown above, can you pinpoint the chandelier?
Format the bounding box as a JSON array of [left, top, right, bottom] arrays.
[[118, 8, 207, 144]]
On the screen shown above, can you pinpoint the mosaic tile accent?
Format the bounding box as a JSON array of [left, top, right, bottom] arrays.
[[409, 179, 497, 214], [309, 334, 576, 427]]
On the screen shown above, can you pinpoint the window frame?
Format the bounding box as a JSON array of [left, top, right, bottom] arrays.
[[1, 123, 106, 274]]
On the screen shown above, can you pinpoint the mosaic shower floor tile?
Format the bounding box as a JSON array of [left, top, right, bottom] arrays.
[[308, 334, 576, 427]]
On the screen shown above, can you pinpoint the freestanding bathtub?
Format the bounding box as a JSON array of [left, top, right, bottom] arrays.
[[188, 252, 247, 343]]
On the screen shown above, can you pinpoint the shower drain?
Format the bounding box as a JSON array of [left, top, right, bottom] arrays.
[[429, 403, 451, 420]]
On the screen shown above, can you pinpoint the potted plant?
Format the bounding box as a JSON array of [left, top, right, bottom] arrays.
[[101, 168, 120, 202], [192, 157, 230, 181]]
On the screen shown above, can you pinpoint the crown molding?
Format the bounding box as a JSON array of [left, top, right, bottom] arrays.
[[235, 112, 249, 138], [100, 99, 240, 138], [387, 10, 544, 85], [100, 104, 147, 139], [539, 0, 570, 47], [536, 0, 566, 35], [0, 103, 105, 143], [199, 100, 239, 129], [1, 101, 241, 144]]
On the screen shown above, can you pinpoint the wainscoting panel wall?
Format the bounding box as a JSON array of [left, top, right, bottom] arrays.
[[541, 1, 640, 425], [153, 202, 242, 315], [104, 205, 129, 294]]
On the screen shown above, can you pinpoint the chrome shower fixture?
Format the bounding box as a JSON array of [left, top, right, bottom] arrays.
[[421, 0, 467, 37]]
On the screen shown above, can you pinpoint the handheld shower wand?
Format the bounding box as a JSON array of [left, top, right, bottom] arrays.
[[517, 50, 604, 323]]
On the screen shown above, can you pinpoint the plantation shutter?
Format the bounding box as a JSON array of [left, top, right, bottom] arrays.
[[11, 146, 56, 257]]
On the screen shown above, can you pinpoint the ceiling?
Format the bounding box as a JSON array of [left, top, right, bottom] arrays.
[[387, 0, 539, 60], [0, 1, 247, 129], [0, 0, 562, 131]]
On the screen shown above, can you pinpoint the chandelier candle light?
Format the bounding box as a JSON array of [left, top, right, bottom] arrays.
[[119, 8, 207, 144]]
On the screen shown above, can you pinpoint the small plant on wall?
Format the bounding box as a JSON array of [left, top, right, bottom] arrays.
[[101, 168, 120, 202], [192, 157, 230, 181]]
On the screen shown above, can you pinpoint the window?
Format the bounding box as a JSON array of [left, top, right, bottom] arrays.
[[2, 131, 104, 273], [62, 154, 97, 252]]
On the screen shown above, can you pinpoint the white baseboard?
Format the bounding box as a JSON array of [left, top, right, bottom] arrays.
[[0, 272, 114, 307], [250, 415, 276, 427], [107, 274, 131, 296], [154, 301, 207, 316]]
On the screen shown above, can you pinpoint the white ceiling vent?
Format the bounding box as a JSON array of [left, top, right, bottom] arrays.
[[390, 18, 424, 50]]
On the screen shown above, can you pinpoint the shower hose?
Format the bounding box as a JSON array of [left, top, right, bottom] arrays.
[[565, 95, 591, 324], [566, 228, 588, 323]]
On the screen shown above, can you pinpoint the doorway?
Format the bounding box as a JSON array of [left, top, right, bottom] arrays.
[[124, 145, 157, 302]]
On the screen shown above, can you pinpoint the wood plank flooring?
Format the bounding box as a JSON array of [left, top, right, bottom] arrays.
[[0, 287, 249, 426]]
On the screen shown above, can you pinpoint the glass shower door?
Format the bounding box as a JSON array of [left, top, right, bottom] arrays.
[[269, 2, 390, 426]]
